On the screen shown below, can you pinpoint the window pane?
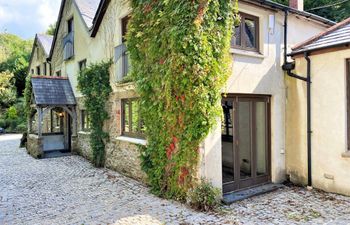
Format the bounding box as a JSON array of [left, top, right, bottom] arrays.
[[232, 25, 241, 47], [244, 18, 256, 49], [238, 101, 252, 179], [131, 100, 139, 132], [124, 101, 130, 132], [222, 100, 235, 184], [256, 102, 267, 176]]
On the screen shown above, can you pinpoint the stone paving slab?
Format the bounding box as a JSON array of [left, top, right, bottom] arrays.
[[1, 134, 350, 225]]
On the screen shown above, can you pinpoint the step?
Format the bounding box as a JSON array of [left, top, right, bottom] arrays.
[[222, 183, 284, 204]]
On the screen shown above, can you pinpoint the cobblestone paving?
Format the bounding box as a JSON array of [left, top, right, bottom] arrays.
[[1, 134, 350, 225]]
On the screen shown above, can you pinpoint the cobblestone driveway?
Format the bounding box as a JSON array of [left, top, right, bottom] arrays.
[[0, 134, 350, 225]]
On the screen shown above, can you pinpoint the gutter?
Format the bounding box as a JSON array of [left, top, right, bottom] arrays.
[[282, 10, 313, 187]]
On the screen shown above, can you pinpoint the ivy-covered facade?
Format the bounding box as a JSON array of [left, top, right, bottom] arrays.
[[27, 0, 350, 199]]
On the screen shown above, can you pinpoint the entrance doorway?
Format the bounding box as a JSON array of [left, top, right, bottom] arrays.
[[222, 94, 271, 193]]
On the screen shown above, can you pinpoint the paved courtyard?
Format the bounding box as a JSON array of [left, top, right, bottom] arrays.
[[0, 134, 350, 225]]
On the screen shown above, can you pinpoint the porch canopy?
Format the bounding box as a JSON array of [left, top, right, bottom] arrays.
[[29, 76, 77, 137]]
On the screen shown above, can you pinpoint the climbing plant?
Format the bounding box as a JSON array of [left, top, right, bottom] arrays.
[[24, 74, 35, 119], [78, 60, 112, 167], [127, 0, 239, 200]]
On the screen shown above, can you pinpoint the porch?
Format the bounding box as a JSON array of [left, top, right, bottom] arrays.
[[26, 76, 77, 158]]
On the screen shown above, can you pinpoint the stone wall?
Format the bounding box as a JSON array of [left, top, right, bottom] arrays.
[[104, 83, 147, 182], [105, 138, 147, 182], [26, 134, 43, 159], [77, 132, 93, 161], [74, 89, 147, 182]]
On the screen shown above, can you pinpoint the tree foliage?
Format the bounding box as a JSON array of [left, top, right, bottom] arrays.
[[78, 61, 112, 167], [0, 71, 16, 107], [127, 0, 239, 200], [46, 23, 57, 36], [0, 33, 32, 96], [273, 0, 350, 22]]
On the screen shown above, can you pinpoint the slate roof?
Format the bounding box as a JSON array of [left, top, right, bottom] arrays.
[[291, 17, 350, 55], [74, 0, 101, 29], [36, 34, 53, 56], [31, 77, 76, 106]]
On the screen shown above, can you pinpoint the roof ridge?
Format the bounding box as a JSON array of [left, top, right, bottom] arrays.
[[292, 17, 350, 51], [32, 76, 68, 80]]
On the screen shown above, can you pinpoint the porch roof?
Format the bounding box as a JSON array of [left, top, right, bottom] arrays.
[[31, 76, 76, 106]]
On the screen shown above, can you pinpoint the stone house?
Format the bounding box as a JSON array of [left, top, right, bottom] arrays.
[[26, 0, 349, 200]]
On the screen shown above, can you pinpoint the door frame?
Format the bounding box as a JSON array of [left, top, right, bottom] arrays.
[[222, 93, 272, 193]]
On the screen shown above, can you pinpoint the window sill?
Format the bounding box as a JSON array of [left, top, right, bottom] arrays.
[[114, 82, 135, 90], [341, 151, 350, 158], [230, 48, 265, 59], [115, 136, 147, 146]]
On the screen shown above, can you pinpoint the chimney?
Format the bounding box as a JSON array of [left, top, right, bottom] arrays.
[[289, 0, 304, 11]]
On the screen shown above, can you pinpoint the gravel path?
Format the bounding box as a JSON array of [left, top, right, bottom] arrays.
[[0, 134, 350, 225]]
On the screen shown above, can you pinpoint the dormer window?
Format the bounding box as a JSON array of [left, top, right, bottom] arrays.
[[36, 47, 40, 60], [63, 18, 74, 60], [115, 15, 131, 81], [232, 13, 259, 52]]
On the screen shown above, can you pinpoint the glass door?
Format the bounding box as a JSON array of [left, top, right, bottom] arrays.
[[222, 95, 270, 193]]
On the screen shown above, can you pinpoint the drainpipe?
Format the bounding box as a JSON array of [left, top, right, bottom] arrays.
[[305, 53, 312, 187], [282, 10, 313, 187]]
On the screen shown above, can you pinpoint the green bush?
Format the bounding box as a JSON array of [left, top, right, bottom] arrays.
[[6, 106, 18, 119], [0, 118, 7, 128], [16, 123, 27, 133], [187, 179, 221, 211]]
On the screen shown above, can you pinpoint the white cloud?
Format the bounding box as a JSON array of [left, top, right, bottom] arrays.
[[0, 0, 61, 38]]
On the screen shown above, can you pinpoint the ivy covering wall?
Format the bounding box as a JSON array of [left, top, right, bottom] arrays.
[[127, 0, 239, 200], [78, 61, 112, 167]]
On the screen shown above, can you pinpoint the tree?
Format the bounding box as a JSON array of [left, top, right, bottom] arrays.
[[0, 71, 16, 107], [273, 0, 350, 22], [0, 33, 32, 96], [46, 22, 57, 36]]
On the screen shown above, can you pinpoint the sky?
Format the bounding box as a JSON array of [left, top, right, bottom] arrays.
[[0, 0, 61, 40]]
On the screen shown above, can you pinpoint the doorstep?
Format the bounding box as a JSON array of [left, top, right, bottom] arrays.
[[222, 183, 284, 204], [43, 149, 71, 158]]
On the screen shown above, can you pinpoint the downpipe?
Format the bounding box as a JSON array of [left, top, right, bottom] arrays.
[[282, 10, 313, 188]]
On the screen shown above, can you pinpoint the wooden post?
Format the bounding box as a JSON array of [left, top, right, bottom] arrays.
[[37, 107, 43, 138]]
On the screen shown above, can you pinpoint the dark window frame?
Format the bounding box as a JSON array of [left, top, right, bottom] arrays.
[[43, 62, 47, 76], [49, 63, 52, 76], [36, 65, 41, 75], [232, 12, 260, 52], [347, 59, 350, 150], [121, 98, 145, 139]]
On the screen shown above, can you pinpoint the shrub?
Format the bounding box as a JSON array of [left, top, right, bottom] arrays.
[[6, 106, 18, 120], [187, 179, 221, 211], [16, 123, 27, 133], [0, 118, 7, 128]]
